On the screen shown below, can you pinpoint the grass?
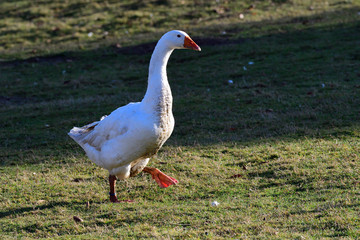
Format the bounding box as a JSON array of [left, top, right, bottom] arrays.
[[1, 0, 360, 239]]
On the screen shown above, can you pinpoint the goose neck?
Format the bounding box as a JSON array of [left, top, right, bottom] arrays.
[[142, 43, 174, 110]]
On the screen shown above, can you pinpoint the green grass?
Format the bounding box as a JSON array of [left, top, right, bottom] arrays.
[[1, 0, 360, 239]]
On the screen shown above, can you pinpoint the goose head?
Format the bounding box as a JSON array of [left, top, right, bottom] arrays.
[[161, 30, 201, 51]]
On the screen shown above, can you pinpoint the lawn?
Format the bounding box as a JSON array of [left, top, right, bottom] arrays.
[[1, 0, 360, 239]]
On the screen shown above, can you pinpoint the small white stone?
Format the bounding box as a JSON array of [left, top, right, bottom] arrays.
[[211, 201, 220, 207], [88, 32, 93, 37], [239, 13, 244, 19]]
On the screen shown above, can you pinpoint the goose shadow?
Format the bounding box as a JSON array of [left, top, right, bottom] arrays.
[[0, 200, 104, 219]]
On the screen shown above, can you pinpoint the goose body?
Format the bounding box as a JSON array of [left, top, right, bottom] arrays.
[[69, 101, 171, 178], [69, 30, 200, 202]]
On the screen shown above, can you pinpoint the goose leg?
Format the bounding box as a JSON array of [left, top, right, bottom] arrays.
[[109, 175, 119, 203], [143, 167, 178, 188], [109, 175, 133, 203]]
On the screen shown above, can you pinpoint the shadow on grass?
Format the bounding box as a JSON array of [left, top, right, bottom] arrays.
[[292, 202, 360, 237], [0, 200, 104, 219], [1, 7, 360, 165]]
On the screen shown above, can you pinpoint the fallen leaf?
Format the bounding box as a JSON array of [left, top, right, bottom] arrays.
[[247, 4, 255, 10], [72, 178, 84, 182], [36, 200, 46, 205], [229, 174, 242, 179], [214, 6, 227, 14], [73, 216, 83, 222]]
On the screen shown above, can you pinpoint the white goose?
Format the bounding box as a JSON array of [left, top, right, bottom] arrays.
[[69, 30, 201, 202]]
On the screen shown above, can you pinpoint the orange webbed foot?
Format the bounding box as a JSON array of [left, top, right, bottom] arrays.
[[143, 167, 178, 188]]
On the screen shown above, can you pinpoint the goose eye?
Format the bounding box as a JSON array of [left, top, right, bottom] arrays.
[[177, 34, 181, 38]]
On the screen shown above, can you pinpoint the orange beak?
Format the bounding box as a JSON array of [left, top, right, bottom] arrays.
[[184, 36, 201, 51]]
